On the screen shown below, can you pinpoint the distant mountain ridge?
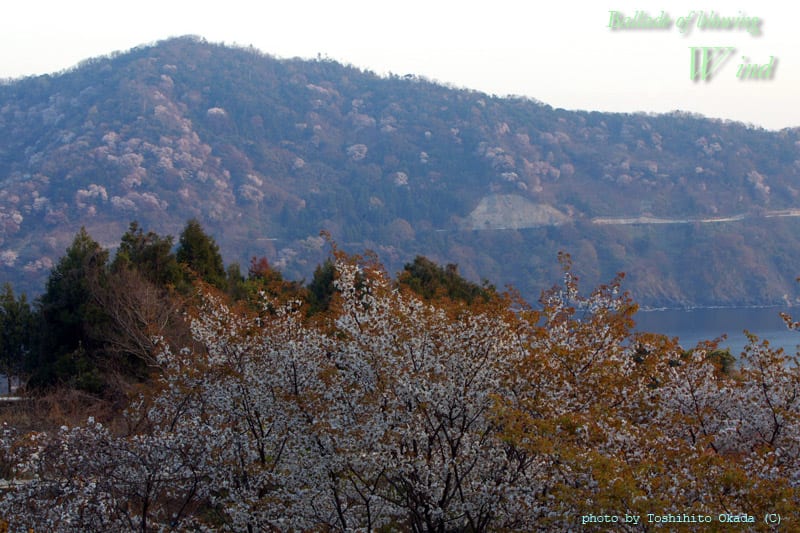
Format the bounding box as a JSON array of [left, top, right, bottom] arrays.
[[2, 35, 800, 306]]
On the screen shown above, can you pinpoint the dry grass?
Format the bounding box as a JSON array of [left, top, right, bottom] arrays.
[[0, 387, 119, 435]]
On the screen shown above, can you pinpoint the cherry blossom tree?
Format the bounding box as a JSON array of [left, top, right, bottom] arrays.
[[2, 252, 800, 531]]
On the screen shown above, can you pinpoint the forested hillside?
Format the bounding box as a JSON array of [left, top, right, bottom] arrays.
[[3, 36, 800, 306]]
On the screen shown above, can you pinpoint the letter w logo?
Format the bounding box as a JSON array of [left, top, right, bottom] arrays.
[[690, 47, 735, 81]]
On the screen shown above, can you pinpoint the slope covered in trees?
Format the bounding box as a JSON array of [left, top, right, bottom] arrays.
[[2, 37, 800, 306], [1, 243, 798, 531]]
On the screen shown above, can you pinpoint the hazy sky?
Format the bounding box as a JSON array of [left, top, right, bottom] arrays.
[[1, 1, 797, 130]]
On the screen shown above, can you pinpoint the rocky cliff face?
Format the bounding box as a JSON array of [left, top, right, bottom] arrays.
[[464, 195, 569, 230]]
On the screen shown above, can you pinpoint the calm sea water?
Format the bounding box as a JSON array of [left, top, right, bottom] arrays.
[[635, 306, 800, 357]]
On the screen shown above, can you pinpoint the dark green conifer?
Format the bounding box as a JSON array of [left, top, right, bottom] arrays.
[[397, 256, 495, 304], [33, 227, 109, 391], [176, 219, 227, 290], [0, 283, 33, 392], [113, 221, 181, 288], [306, 259, 336, 315]]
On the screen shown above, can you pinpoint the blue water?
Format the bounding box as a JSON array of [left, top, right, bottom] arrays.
[[635, 306, 800, 357]]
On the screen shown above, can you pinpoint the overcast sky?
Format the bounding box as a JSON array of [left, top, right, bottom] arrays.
[[1, 1, 797, 130]]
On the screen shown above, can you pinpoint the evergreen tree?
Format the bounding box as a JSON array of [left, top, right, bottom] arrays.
[[33, 227, 109, 391], [176, 219, 226, 290], [396, 256, 495, 304], [0, 283, 33, 393], [306, 259, 336, 315], [112, 221, 181, 288]]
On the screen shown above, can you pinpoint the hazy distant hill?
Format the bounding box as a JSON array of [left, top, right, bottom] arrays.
[[3, 36, 800, 306]]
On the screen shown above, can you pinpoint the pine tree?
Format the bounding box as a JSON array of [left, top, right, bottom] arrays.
[[0, 283, 33, 393], [33, 227, 109, 391], [397, 255, 494, 304], [176, 219, 226, 290], [112, 221, 181, 288], [306, 258, 336, 315]]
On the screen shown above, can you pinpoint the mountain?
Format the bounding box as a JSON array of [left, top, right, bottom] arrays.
[[2, 35, 800, 307]]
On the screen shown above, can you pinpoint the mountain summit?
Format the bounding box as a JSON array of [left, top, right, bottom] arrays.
[[2, 36, 800, 306]]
